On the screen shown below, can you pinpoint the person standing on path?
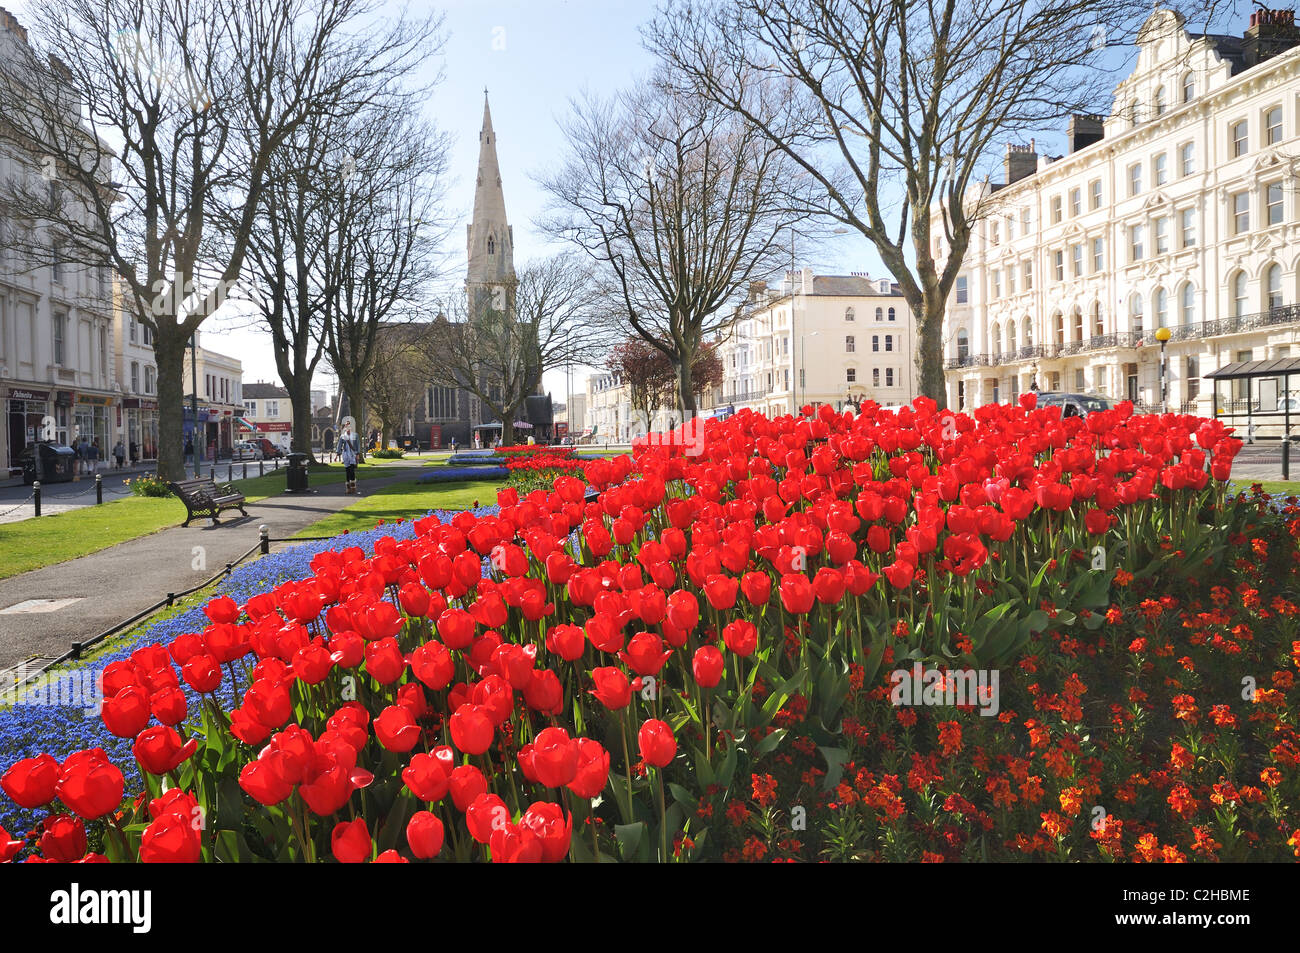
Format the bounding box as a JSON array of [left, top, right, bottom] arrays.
[[338, 422, 360, 495], [88, 439, 100, 475], [114, 439, 125, 470]]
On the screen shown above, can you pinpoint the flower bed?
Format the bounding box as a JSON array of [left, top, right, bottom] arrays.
[[418, 467, 509, 483], [3, 396, 1297, 864]]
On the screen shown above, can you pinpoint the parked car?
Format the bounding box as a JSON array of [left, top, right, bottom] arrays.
[[1034, 392, 1117, 418], [232, 441, 264, 461], [254, 437, 285, 459]]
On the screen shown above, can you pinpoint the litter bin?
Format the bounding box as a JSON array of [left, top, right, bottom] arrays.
[[286, 452, 310, 493], [20, 443, 75, 485]]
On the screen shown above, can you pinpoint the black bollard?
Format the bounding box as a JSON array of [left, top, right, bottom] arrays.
[[1284, 440, 1291, 481], [95, 473, 102, 504], [259, 524, 270, 555], [259, 459, 264, 477], [33, 480, 40, 517]]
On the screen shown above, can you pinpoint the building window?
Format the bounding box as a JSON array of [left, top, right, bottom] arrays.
[[99, 327, 107, 376], [1179, 283, 1195, 325], [1179, 142, 1194, 177], [1155, 86, 1167, 116], [1022, 260, 1032, 289], [1186, 356, 1200, 400], [990, 220, 1000, 244], [1053, 249, 1064, 281], [1075, 368, 1086, 391], [145, 366, 155, 394], [1091, 237, 1103, 272], [131, 361, 140, 393], [487, 237, 495, 255], [846, 367, 856, 383], [1069, 187, 1081, 217], [1180, 208, 1196, 247], [1182, 72, 1195, 103], [955, 276, 968, 304], [1267, 263, 1284, 310], [1008, 267, 1017, 294], [1093, 302, 1104, 336], [885, 335, 893, 352], [1129, 224, 1143, 262], [1267, 105, 1283, 145], [872, 335, 879, 352], [992, 269, 1001, 298], [1231, 120, 1249, 157], [1154, 287, 1168, 328], [1050, 195, 1062, 223], [885, 368, 894, 387], [53, 311, 67, 365], [1020, 208, 1031, 233], [872, 368, 880, 387], [1232, 191, 1250, 234], [1071, 244, 1083, 277], [1154, 152, 1167, 186], [874, 307, 883, 321], [1154, 216, 1169, 254], [845, 307, 855, 321], [52, 242, 62, 283], [956, 328, 969, 360], [129, 318, 137, 344], [1128, 163, 1141, 196], [245, 400, 257, 415], [265, 400, 279, 418], [1089, 179, 1102, 210], [1129, 294, 1144, 336], [888, 307, 896, 321], [1231, 271, 1248, 317], [1267, 182, 1284, 225], [845, 335, 855, 353]]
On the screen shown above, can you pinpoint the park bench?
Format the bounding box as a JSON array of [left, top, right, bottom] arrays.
[[168, 478, 249, 527]]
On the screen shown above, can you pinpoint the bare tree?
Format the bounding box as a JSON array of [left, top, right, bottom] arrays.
[[0, 0, 437, 479], [322, 110, 448, 444], [540, 75, 820, 417], [416, 253, 611, 446], [609, 335, 721, 423], [243, 71, 449, 462], [364, 323, 428, 449], [646, 0, 1232, 408]]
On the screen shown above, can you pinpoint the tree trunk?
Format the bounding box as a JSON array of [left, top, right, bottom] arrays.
[[917, 294, 948, 410], [154, 331, 186, 482], [676, 351, 697, 419], [289, 386, 314, 461], [341, 379, 367, 453]]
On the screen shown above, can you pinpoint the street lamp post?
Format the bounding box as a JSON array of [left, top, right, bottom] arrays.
[[1155, 326, 1171, 412], [800, 330, 820, 411], [189, 332, 200, 477]]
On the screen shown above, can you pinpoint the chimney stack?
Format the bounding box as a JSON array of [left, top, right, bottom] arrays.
[[1066, 115, 1105, 153], [1244, 8, 1300, 66], [0, 7, 29, 44], [1004, 140, 1038, 185]]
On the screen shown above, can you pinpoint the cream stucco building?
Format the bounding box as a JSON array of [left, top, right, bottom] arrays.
[[939, 8, 1300, 418]]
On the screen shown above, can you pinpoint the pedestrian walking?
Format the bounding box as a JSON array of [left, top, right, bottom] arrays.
[[338, 422, 360, 495], [88, 439, 100, 475], [184, 435, 194, 467], [71, 436, 83, 477], [113, 439, 125, 469], [130, 440, 138, 464]]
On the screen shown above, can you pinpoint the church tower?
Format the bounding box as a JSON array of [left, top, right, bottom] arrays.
[[466, 91, 515, 316]]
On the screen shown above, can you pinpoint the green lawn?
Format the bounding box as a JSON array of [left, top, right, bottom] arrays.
[[0, 496, 186, 580], [0, 462, 426, 581], [293, 479, 501, 539], [1240, 480, 1300, 498]]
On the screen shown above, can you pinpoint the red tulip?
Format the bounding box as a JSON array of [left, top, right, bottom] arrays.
[[883, 560, 915, 589], [101, 685, 151, 739], [702, 574, 738, 610], [39, 814, 87, 863], [2, 754, 59, 808], [299, 756, 355, 816], [618, 632, 673, 676], [398, 583, 432, 617], [520, 801, 572, 862], [588, 667, 631, 710], [449, 704, 495, 755], [465, 792, 510, 844], [523, 668, 564, 715], [779, 574, 815, 614], [402, 752, 451, 802], [449, 765, 489, 812], [665, 589, 700, 632], [374, 705, 422, 753], [133, 726, 198, 775], [722, 619, 758, 657], [406, 810, 445, 859], [1, 825, 25, 863], [140, 812, 201, 863], [331, 817, 372, 863], [567, 738, 610, 799], [205, 595, 240, 624], [437, 607, 477, 649], [238, 757, 294, 807], [637, 719, 676, 768], [740, 571, 771, 606], [544, 623, 585, 661], [1084, 508, 1112, 535], [489, 824, 544, 863], [56, 749, 124, 820], [812, 567, 846, 605], [363, 637, 405, 685]]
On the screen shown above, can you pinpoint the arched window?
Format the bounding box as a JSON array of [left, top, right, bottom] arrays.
[[1231, 271, 1248, 317], [1266, 263, 1284, 310], [1154, 287, 1168, 328], [1155, 86, 1167, 116], [1129, 293, 1144, 335], [990, 322, 1001, 356], [1129, 100, 1140, 127], [1053, 312, 1065, 347], [875, 307, 883, 322], [1006, 318, 1017, 353], [887, 307, 896, 321], [1023, 317, 1033, 345], [1179, 283, 1195, 325], [1072, 307, 1083, 343], [487, 236, 495, 255], [845, 307, 855, 322], [956, 328, 969, 359], [1091, 302, 1103, 337], [1181, 72, 1194, 103]]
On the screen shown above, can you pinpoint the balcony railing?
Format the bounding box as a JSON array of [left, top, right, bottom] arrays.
[[726, 389, 768, 403]]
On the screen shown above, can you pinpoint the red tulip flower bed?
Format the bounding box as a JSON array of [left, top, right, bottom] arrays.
[[502, 452, 586, 494], [4, 395, 1299, 863]]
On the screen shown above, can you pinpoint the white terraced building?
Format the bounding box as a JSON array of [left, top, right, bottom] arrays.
[[938, 8, 1300, 420], [718, 269, 916, 417]]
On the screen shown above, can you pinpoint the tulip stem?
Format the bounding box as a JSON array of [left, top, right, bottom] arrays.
[[619, 708, 635, 817], [655, 766, 668, 863]]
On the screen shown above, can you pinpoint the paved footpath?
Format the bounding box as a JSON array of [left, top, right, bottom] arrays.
[[0, 467, 426, 670]]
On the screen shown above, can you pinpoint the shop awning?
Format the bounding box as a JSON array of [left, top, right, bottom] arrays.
[[236, 417, 257, 430]]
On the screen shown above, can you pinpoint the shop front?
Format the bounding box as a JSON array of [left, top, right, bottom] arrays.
[[74, 393, 115, 458], [121, 397, 159, 463], [5, 386, 51, 474]]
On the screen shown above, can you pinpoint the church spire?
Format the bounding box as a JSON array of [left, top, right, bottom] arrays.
[[467, 90, 514, 296]]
